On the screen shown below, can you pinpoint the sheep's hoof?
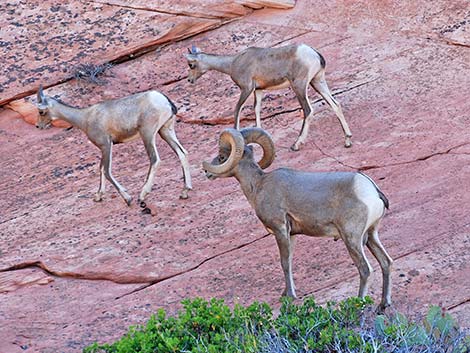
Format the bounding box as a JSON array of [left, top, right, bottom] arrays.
[[376, 302, 391, 314], [344, 136, 352, 148], [124, 196, 132, 207], [290, 144, 300, 152], [93, 195, 103, 202], [281, 289, 297, 299], [179, 189, 189, 200], [139, 200, 146, 208], [141, 207, 152, 215]]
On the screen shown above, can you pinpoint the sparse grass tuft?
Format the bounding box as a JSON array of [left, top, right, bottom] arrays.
[[73, 63, 113, 85]]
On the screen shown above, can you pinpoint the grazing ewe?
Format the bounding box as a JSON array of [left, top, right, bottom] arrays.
[[36, 86, 192, 208], [186, 44, 352, 150], [203, 128, 392, 311]]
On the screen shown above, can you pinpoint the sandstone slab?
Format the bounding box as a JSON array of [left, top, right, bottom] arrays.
[[1, 1, 470, 352], [3, 0, 293, 106]]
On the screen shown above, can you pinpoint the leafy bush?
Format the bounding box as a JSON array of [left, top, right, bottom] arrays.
[[84, 297, 470, 353]]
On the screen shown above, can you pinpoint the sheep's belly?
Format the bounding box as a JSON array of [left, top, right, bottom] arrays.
[[113, 132, 140, 144], [255, 78, 290, 90], [289, 215, 341, 239], [265, 80, 290, 90]]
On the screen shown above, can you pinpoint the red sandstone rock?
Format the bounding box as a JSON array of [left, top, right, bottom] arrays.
[[0, 107, 22, 122], [0, 0, 296, 106], [94, 0, 251, 19], [0, 269, 54, 293], [6, 99, 72, 128], [239, 0, 295, 10], [1, 1, 470, 352], [6, 100, 40, 126]]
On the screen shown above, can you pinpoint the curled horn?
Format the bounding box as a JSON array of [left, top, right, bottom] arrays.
[[203, 128, 245, 175], [240, 127, 275, 169], [37, 84, 46, 103]]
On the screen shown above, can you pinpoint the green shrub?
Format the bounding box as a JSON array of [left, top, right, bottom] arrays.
[[375, 305, 470, 353], [84, 297, 470, 353]]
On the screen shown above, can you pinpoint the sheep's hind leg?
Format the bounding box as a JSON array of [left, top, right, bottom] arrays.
[[253, 89, 263, 128], [341, 225, 373, 299], [159, 118, 192, 200], [311, 71, 352, 148], [366, 224, 393, 312], [138, 130, 161, 209], [290, 79, 313, 151]]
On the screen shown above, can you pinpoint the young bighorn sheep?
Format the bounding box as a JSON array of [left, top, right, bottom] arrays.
[[186, 44, 352, 151], [36, 86, 192, 208], [203, 128, 392, 311]]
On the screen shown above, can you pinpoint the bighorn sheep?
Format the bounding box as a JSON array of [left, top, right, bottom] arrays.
[[36, 86, 192, 208], [203, 128, 392, 311], [186, 44, 352, 151]]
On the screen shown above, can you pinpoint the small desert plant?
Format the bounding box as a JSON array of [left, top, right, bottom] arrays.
[[84, 297, 469, 353], [374, 305, 470, 353], [73, 62, 113, 85]]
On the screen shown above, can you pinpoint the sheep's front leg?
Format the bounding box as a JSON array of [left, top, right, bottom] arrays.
[[94, 162, 106, 202], [273, 226, 297, 298], [234, 85, 254, 130], [100, 141, 132, 206]]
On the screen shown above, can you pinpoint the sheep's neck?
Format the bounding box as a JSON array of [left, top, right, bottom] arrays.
[[235, 162, 264, 204], [202, 54, 235, 76], [50, 102, 88, 131]]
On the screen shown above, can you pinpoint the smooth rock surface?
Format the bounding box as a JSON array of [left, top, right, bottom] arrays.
[[1, 1, 470, 352]]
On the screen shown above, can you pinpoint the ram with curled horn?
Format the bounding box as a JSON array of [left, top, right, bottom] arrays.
[[203, 127, 393, 312]]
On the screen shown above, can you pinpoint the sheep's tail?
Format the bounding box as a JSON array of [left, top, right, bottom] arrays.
[[377, 188, 389, 209], [161, 93, 178, 115], [359, 172, 389, 209], [314, 48, 326, 68]]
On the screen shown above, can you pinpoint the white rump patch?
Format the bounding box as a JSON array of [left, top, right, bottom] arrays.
[[149, 91, 173, 116], [295, 44, 321, 73], [353, 173, 385, 230]]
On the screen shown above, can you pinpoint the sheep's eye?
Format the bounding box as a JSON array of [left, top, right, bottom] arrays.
[[188, 63, 196, 69]]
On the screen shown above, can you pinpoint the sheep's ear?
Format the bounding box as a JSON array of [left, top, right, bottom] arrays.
[[37, 84, 46, 103], [191, 44, 201, 54]]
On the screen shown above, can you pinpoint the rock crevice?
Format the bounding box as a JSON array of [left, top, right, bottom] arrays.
[[0, 234, 271, 295]]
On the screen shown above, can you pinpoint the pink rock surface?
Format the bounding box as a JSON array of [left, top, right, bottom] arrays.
[[93, 0, 252, 19], [1, 1, 470, 352], [0, 0, 292, 106], [0, 269, 53, 294]]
